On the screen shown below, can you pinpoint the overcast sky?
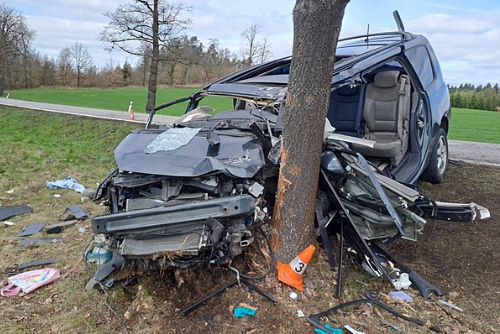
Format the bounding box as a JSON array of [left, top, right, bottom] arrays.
[[6, 0, 500, 85]]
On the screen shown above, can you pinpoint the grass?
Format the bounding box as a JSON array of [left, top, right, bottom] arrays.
[[448, 107, 500, 144], [5, 86, 233, 116], [5, 87, 500, 143], [0, 106, 141, 333]]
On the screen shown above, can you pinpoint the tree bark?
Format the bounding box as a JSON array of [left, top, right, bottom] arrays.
[[146, 0, 159, 112], [272, 0, 349, 262]]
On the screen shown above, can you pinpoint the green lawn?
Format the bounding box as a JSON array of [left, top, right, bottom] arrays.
[[5, 86, 233, 116], [449, 108, 500, 144], [0, 106, 140, 185], [4, 88, 500, 143]]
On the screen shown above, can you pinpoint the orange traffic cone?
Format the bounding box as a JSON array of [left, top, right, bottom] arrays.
[[277, 244, 316, 291], [128, 101, 135, 121]]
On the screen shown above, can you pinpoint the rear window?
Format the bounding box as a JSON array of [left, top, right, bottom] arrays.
[[406, 46, 435, 88]]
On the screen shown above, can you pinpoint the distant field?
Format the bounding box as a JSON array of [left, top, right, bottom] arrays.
[[5, 86, 233, 116], [448, 108, 500, 144], [4, 87, 500, 143]]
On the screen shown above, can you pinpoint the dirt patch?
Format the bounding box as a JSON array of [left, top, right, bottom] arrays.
[[390, 163, 500, 331]]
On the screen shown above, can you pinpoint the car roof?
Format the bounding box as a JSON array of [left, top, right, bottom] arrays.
[[202, 32, 421, 100]]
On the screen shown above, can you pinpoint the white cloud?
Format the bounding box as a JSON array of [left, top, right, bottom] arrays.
[[407, 12, 500, 84]]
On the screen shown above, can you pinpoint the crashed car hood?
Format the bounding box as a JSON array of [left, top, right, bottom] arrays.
[[114, 129, 265, 178]]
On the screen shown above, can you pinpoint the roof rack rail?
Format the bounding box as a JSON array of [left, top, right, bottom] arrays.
[[338, 31, 413, 44]]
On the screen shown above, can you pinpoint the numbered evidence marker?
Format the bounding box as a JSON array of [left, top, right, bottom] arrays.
[[277, 245, 316, 291]]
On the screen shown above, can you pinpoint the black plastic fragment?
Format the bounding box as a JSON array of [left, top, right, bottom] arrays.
[[45, 220, 76, 234], [64, 205, 89, 220], [17, 237, 63, 247], [18, 223, 46, 237], [0, 205, 32, 221], [4, 258, 56, 275]]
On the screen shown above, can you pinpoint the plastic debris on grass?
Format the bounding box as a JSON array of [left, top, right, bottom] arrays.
[[46, 176, 86, 193], [0, 268, 60, 297]]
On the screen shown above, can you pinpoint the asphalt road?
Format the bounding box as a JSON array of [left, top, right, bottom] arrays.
[[1, 97, 499, 166], [0, 97, 177, 125]]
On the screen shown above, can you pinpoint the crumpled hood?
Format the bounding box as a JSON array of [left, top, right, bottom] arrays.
[[114, 129, 265, 178]]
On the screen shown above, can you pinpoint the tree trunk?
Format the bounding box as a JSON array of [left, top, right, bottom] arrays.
[[146, 0, 159, 112], [23, 56, 29, 89], [181, 65, 190, 85], [77, 70, 80, 88], [272, 0, 349, 262]]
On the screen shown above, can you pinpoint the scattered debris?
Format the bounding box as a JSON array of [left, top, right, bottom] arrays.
[[201, 313, 216, 327], [180, 273, 276, 316], [297, 309, 305, 318], [380, 319, 403, 333], [53, 194, 62, 198], [18, 223, 45, 237], [0, 205, 32, 221], [392, 272, 412, 290], [63, 205, 89, 220], [45, 220, 76, 234], [85, 247, 113, 265], [2, 221, 15, 226], [46, 176, 86, 193], [80, 188, 96, 202], [308, 292, 428, 333], [6, 188, 15, 194], [233, 306, 256, 318], [344, 324, 366, 334], [4, 258, 56, 275], [0, 268, 60, 296], [438, 300, 464, 312], [289, 291, 298, 300], [17, 237, 63, 247], [79, 226, 86, 234], [389, 290, 413, 302], [277, 244, 315, 291], [314, 324, 343, 334]]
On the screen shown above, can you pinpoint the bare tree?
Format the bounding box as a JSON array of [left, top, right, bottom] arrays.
[[272, 0, 349, 261], [241, 24, 260, 66], [69, 42, 92, 87], [101, 0, 191, 112], [0, 3, 33, 92], [258, 37, 272, 63], [57, 47, 72, 86]]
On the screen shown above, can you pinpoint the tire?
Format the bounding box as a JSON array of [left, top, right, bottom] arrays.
[[421, 128, 448, 183]]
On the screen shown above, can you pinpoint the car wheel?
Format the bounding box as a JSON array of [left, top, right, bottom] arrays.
[[421, 128, 448, 183]]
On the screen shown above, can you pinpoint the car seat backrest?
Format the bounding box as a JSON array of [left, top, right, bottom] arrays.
[[327, 85, 364, 137], [364, 71, 405, 136]]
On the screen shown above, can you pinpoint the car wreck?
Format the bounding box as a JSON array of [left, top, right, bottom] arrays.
[[86, 13, 490, 298]]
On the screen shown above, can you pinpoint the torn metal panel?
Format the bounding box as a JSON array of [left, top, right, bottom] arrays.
[[432, 201, 490, 222]]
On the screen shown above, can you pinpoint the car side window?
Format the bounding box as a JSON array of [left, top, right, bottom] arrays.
[[406, 46, 435, 88]]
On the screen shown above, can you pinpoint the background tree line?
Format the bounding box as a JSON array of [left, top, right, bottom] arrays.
[[448, 83, 500, 112], [0, 2, 271, 95]]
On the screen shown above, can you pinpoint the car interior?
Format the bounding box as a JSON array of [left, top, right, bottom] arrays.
[[327, 60, 418, 167]]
